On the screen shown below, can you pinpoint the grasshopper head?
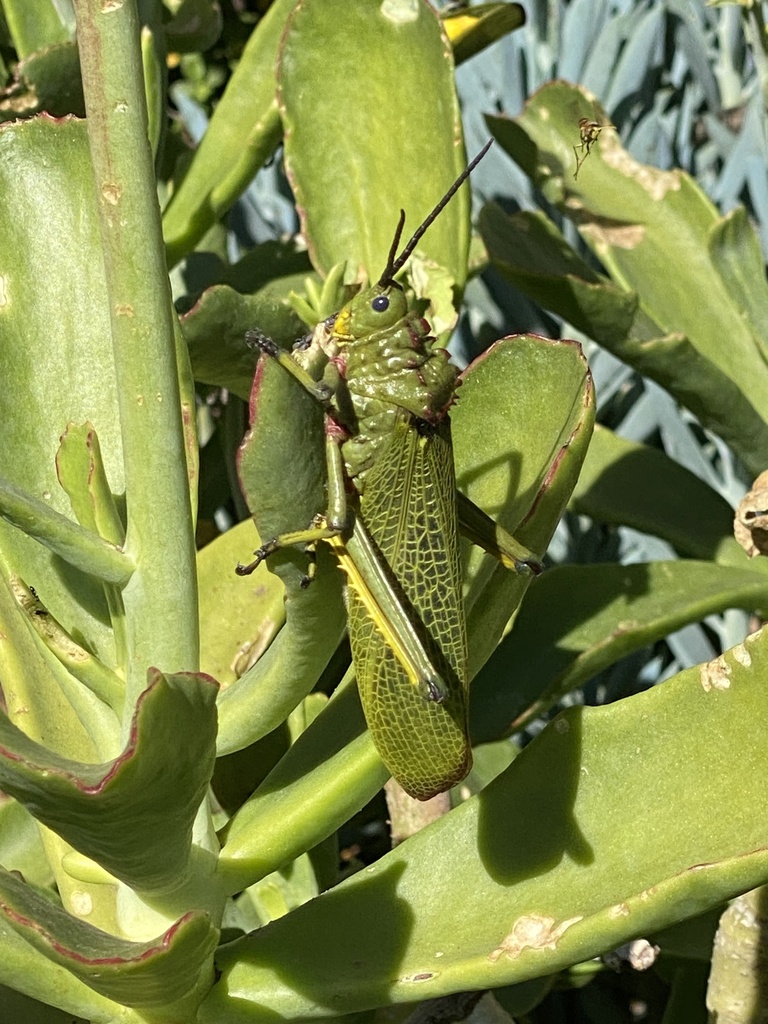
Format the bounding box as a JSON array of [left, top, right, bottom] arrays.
[[333, 282, 409, 341], [332, 141, 494, 345]]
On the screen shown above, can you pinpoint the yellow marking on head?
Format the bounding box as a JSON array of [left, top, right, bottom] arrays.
[[332, 307, 352, 340]]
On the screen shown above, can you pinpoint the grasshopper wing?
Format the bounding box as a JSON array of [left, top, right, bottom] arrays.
[[348, 414, 470, 801]]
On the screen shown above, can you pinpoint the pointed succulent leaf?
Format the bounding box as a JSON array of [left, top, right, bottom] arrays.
[[278, 0, 469, 288], [0, 866, 217, 1010], [0, 670, 218, 896], [56, 423, 125, 546], [481, 200, 768, 477], [456, 335, 594, 675]]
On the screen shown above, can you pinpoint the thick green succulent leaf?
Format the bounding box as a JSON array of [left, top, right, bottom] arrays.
[[456, 335, 594, 675], [486, 81, 768, 476], [479, 204, 638, 340], [0, 116, 122, 666], [0, 42, 84, 120], [0, 475, 132, 584], [278, 0, 468, 288], [202, 628, 768, 1020], [198, 519, 285, 688], [0, 866, 217, 1011], [0, 983, 94, 1024], [480, 203, 768, 479], [11, 575, 123, 712], [0, 917, 124, 1024], [162, 0, 294, 265], [2, 0, 71, 56], [0, 552, 110, 772], [0, 670, 217, 896], [442, 3, 526, 65], [0, 797, 52, 888], [56, 423, 125, 545], [180, 279, 306, 401], [570, 425, 753, 568], [219, 352, 346, 755], [219, 675, 387, 893], [472, 560, 768, 742]]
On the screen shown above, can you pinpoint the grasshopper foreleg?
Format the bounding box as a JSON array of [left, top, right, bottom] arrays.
[[245, 329, 334, 405], [235, 517, 341, 577]]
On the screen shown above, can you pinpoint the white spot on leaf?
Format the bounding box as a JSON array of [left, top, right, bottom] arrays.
[[380, 0, 419, 24], [71, 891, 93, 916], [489, 913, 582, 962], [101, 182, 121, 205], [732, 644, 751, 669], [608, 903, 630, 919], [700, 655, 731, 692]]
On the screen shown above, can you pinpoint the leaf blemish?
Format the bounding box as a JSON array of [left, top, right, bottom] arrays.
[[732, 644, 751, 669], [608, 903, 630, 918], [700, 655, 731, 692], [489, 913, 582, 962], [380, 0, 419, 25]]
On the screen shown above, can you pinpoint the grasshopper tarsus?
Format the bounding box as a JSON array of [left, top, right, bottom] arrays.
[[235, 555, 263, 576], [292, 332, 313, 352], [245, 328, 279, 357], [236, 538, 279, 576], [421, 677, 447, 704], [520, 556, 544, 577]]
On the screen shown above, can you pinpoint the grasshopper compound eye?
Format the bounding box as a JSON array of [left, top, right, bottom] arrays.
[[371, 295, 390, 312]]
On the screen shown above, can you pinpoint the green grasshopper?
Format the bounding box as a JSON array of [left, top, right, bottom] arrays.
[[238, 142, 541, 801]]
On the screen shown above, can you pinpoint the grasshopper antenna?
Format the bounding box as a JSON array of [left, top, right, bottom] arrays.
[[383, 209, 407, 284], [378, 138, 493, 287]]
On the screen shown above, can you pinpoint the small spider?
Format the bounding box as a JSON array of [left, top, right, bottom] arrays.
[[573, 117, 616, 180]]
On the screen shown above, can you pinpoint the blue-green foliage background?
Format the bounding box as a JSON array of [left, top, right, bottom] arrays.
[[453, 0, 766, 716]]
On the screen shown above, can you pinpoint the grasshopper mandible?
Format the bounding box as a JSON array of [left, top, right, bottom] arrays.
[[238, 141, 541, 800]]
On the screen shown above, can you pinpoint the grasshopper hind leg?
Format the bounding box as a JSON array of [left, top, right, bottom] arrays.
[[457, 492, 542, 576]]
